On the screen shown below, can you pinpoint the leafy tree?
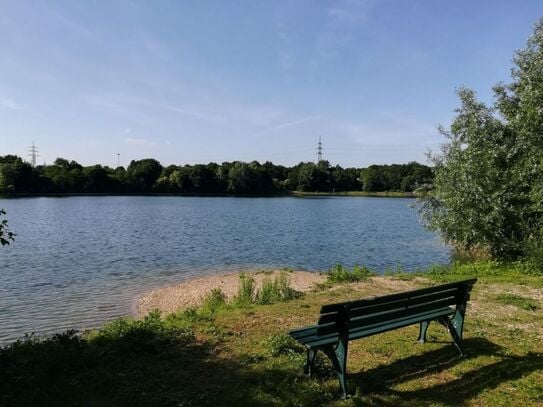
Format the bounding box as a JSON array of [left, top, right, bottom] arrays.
[[420, 18, 543, 259], [0, 209, 15, 246], [127, 159, 163, 192]]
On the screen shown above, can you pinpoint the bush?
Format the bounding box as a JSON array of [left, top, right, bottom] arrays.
[[327, 264, 375, 283], [200, 288, 227, 314], [256, 272, 300, 304]]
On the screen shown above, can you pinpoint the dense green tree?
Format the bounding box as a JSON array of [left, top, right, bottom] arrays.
[[127, 159, 163, 192], [420, 18, 543, 259], [0, 155, 431, 196], [0, 157, 34, 193]]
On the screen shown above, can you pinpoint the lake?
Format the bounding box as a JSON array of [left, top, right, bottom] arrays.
[[0, 196, 450, 343]]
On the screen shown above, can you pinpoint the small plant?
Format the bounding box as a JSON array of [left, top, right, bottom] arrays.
[[200, 288, 227, 314], [257, 277, 279, 304], [262, 333, 304, 357], [495, 294, 540, 311], [234, 273, 256, 306], [327, 264, 375, 283], [256, 272, 301, 304]]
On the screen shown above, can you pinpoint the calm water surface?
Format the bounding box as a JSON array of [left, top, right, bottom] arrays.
[[0, 196, 450, 343]]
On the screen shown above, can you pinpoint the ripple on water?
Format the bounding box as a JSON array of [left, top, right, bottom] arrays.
[[0, 196, 450, 343]]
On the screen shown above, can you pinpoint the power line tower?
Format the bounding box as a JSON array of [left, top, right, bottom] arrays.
[[28, 141, 39, 167], [317, 136, 323, 163]]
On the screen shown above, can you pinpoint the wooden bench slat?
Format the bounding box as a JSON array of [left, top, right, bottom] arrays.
[[300, 307, 455, 348], [347, 307, 455, 341], [347, 297, 457, 331], [319, 278, 476, 313]]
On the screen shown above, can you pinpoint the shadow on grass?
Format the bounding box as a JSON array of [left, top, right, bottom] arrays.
[[349, 338, 543, 406], [1, 330, 540, 406], [0, 325, 325, 407]]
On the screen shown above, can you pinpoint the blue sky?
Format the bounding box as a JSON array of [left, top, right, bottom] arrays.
[[0, 1, 541, 167]]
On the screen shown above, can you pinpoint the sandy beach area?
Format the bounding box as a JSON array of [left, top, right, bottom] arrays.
[[136, 270, 327, 316]]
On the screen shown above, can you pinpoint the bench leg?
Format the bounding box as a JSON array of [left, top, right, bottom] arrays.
[[323, 335, 349, 399], [417, 320, 430, 343], [438, 302, 466, 356], [304, 348, 317, 377]]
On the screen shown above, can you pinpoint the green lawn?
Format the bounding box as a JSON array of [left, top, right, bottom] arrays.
[[1, 272, 542, 406]]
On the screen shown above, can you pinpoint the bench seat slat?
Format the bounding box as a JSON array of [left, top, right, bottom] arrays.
[[320, 278, 476, 314], [296, 306, 454, 348], [348, 307, 455, 341], [346, 297, 457, 331]]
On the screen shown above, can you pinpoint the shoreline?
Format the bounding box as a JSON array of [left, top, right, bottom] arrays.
[[136, 270, 327, 317], [0, 191, 419, 199]]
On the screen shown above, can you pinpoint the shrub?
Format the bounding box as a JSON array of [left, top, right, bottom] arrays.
[[200, 288, 227, 314], [327, 264, 375, 283], [256, 272, 301, 304]]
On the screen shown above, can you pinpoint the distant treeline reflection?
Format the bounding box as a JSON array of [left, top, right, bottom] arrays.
[[0, 156, 432, 195]]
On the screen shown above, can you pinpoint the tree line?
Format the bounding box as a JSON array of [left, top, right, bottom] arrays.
[[0, 155, 433, 195]]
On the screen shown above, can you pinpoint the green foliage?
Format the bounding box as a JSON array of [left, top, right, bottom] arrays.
[[0, 153, 432, 196], [256, 273, 300, 304], [234, 273, 256, 306], [262, 333, 304, 357], [419, 18, 543, 260], [361, 162, 432, 192], [232, 272, 302, 307], [98, 310, 195, 348], [326, 264, 375, 283], [200, 288, 227, 314], [495, 294, 540, 311], [0, 209, 15, 246]]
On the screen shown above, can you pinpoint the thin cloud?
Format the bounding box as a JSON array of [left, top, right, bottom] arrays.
[[124, 137, 157, 147], [0, 97, 24, 110], [161, 104, 226, 124], [271, 115, 321, 131], [254, 115, 321, 136]]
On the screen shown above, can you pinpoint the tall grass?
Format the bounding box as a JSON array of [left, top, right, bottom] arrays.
[[326, 264, 375, 283], [200, 288, 227, 314], [256, 273, 299, 304], [234, 273, 256, 306]]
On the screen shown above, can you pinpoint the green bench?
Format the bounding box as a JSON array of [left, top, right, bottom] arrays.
[[289, 278, 477, 398]]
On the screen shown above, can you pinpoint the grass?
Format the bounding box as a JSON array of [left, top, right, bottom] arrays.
[[233, 272, 301, 307], [495, 294, 540, 311], [0, 265, 542, 406], [326, 264, 376, 284]]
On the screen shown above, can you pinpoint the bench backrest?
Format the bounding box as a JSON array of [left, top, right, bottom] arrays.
[[316, 278, 477, 336]]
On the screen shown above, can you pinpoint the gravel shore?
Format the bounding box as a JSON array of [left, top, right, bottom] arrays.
[[136, 270, 327, 316]]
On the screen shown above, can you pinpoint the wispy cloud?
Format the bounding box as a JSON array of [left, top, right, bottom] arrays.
[[253, 115, 321, 137], [0, 96, 24, 110], [161, 104, 226, 124], [270, 115, 321, 131], [124, 137, 157, 147]]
